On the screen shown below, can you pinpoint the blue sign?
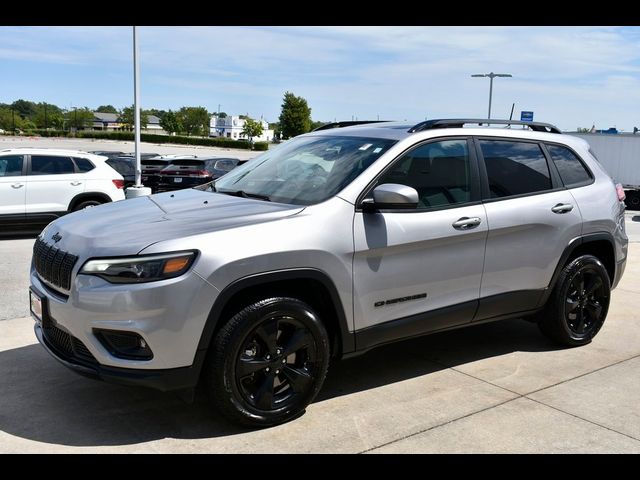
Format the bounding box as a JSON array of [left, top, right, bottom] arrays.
[[520, 111, 534, 122]]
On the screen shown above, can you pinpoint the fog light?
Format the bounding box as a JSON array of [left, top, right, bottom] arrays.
[[94, 329, 153, 360]]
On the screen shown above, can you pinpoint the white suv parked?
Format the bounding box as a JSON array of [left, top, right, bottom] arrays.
[[0, 148, 125, 233]]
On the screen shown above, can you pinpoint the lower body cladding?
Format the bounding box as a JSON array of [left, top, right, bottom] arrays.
[[30, 267, 218, 391]]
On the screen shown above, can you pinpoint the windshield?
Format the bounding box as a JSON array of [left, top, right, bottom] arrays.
[[213, 135, 396, 205]]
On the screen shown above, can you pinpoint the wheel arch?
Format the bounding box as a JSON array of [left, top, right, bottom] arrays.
[[68, 192, 112, 211], [541, 232, 616, 306], [197, 268, 355, 359]]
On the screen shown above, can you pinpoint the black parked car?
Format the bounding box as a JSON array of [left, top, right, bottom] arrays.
[[156, 157, 244, 192], [105, 157, 136, 188], [140, 158, 171, 193], [89, 150, 126, 158]]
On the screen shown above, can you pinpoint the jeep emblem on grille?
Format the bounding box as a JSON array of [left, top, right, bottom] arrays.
[[52, 232, 62, 243]]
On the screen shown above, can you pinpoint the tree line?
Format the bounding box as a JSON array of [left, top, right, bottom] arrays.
[[1, 92, 328, 140]]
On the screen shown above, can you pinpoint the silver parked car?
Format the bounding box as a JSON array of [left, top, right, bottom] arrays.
[[29, 119, 628, 427]]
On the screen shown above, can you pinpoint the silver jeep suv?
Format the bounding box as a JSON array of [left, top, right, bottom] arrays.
[[29, 119, 628, 427]]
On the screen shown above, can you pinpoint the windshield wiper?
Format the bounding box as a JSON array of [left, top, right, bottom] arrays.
[[218, 189, 271, 201]]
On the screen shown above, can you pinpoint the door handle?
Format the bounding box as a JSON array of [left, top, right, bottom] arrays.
[[551, 203, 574, 214], [11, 183, 24, 189], [452, 217, 482, 230], [70, 181, 82, 186]]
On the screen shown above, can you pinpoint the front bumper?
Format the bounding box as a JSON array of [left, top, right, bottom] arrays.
[[30, 260, 219, 373], [34, 322, 205, 391]]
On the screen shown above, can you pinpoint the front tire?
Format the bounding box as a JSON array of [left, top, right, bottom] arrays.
[[205, 297, 330, 427], [539, 255, 611, 346]]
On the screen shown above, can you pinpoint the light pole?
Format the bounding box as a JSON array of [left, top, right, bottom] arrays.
[[471, 72, 512, 119], [125, 25, 151, 199]]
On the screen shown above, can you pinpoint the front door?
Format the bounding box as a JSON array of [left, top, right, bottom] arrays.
[[0, 154, 27, 218], [353, 138, 488, 344]]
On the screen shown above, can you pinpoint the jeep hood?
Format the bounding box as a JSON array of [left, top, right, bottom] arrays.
[[41, 189, 304, 256]]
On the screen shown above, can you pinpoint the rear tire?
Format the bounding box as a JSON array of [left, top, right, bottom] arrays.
[[204, 297, 330, 428], [73, 200, 102, 211], [538, 255, 610, 346]]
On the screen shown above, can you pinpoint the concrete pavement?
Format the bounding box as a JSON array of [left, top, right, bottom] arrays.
[[0, 215, 638, 453]]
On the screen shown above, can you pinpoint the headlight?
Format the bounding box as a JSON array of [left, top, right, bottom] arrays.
[[79, 251, 197, 284]]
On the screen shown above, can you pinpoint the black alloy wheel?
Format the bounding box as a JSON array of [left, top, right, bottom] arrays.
[[206, 297, 330, 427], [539, 255, 611, 346], [236, 316, 318, 411], [564, 267, 608, 337]]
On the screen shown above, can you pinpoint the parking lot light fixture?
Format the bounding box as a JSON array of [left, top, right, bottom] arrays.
[[471, 72, 512, 119]]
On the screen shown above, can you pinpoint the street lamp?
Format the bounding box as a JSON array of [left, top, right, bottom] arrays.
[[471, 72, 512, 119]]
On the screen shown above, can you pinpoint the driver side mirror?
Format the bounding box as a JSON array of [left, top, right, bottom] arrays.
[[362, 183, 419, 211]]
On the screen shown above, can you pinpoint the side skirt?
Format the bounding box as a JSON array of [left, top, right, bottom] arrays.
[[351, 290, 544, 357]]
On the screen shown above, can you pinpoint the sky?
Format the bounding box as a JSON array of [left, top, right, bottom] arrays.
[[1, 26, 640, 131]]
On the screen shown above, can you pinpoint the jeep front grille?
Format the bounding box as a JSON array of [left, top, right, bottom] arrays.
[[33, 237, 78, 291]]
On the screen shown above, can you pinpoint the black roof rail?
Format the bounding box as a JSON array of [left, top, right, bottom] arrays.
[[408, 118, 562, 134], [312, 120, 390, 131]]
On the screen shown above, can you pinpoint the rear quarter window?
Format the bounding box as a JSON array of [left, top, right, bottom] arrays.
[[73, 157, 95, 172], [546, 144, 592, 187]]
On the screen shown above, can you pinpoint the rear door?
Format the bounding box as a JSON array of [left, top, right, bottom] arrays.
[[0, 154, 27, 218], [26, 155, 85, 213], [474, 137, 582, 320]]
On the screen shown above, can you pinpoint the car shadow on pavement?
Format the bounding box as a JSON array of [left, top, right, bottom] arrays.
[[0, 318, 560, 447]]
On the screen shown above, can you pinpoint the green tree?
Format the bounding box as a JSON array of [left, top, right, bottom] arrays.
[[96, 104, 118, 114], [177, 106, 209, 136], [65, 107, 95, 130], [160, 109, 182, 135], [0, 107, 29, 131], [118, 105, 149, 130], [310, 120, 326, 131], [217, 112, 228, 118], [11, 99, 37, 119], [33, 102, 64, 129], [278, 91, 311, 139], [241, 118, 264, 148]]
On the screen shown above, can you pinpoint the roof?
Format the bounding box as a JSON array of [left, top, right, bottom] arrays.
[[93, 112, 118, 122]]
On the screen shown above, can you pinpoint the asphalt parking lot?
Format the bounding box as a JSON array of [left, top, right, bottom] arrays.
[[0, 213, 639, 453]]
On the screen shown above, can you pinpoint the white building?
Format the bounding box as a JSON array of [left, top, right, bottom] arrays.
[[210, 115, 274, 142]]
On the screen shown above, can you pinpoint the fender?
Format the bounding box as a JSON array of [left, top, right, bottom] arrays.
[[539, 232, 615, 307], [196, 268, 355, 356]]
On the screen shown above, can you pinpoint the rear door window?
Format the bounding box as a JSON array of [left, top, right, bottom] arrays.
[[479, 140, 552, 198], [30, 155, 75, 175]]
